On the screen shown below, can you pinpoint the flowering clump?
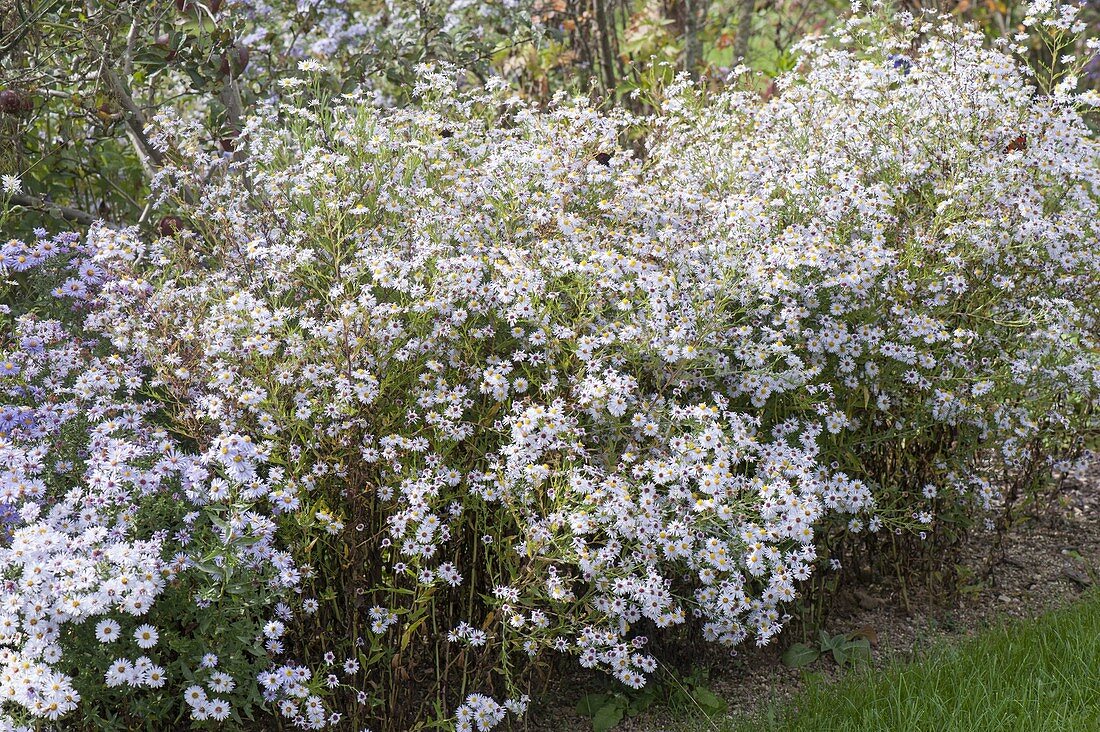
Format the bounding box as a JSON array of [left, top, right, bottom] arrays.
[[0, 231, 173, 724], [0, 2, 1097, 730], [0, 231, 318, 727]]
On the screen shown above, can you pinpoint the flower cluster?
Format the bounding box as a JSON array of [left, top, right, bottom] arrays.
[[0, 3, 1096, 730], [0, 233, 316, 726], [0, 231, 177, 725]]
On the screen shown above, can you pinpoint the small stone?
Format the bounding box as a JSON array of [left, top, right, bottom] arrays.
[[1062, 568, 1093, 589], [997, 594, 1012, 603]]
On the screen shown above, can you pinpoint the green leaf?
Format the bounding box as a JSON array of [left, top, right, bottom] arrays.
[[591, 701, 625, 732], [689, 685, 727, 714], [843, 637, 872, 666], [576, 693, 610, 716], [626, 687, 656, 715], [781, 642, 820, 668]]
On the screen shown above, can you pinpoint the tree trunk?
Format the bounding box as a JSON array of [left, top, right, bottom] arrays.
[[682, 0, 710, 78], [592, 0, 618, 92], [732, 0, 755, 66]]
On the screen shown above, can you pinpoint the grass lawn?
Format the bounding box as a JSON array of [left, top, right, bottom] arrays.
[[712, 592, 1100, 732]]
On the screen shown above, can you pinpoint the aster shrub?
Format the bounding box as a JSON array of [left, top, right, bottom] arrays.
[[0, 3, 1098, 731]]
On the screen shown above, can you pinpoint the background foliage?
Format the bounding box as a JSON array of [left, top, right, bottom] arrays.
[[4, 1, 1098, 239]]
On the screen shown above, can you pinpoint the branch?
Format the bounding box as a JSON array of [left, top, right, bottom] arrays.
[[104, 67, 165, 171], [7, 193, 109, 227]]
